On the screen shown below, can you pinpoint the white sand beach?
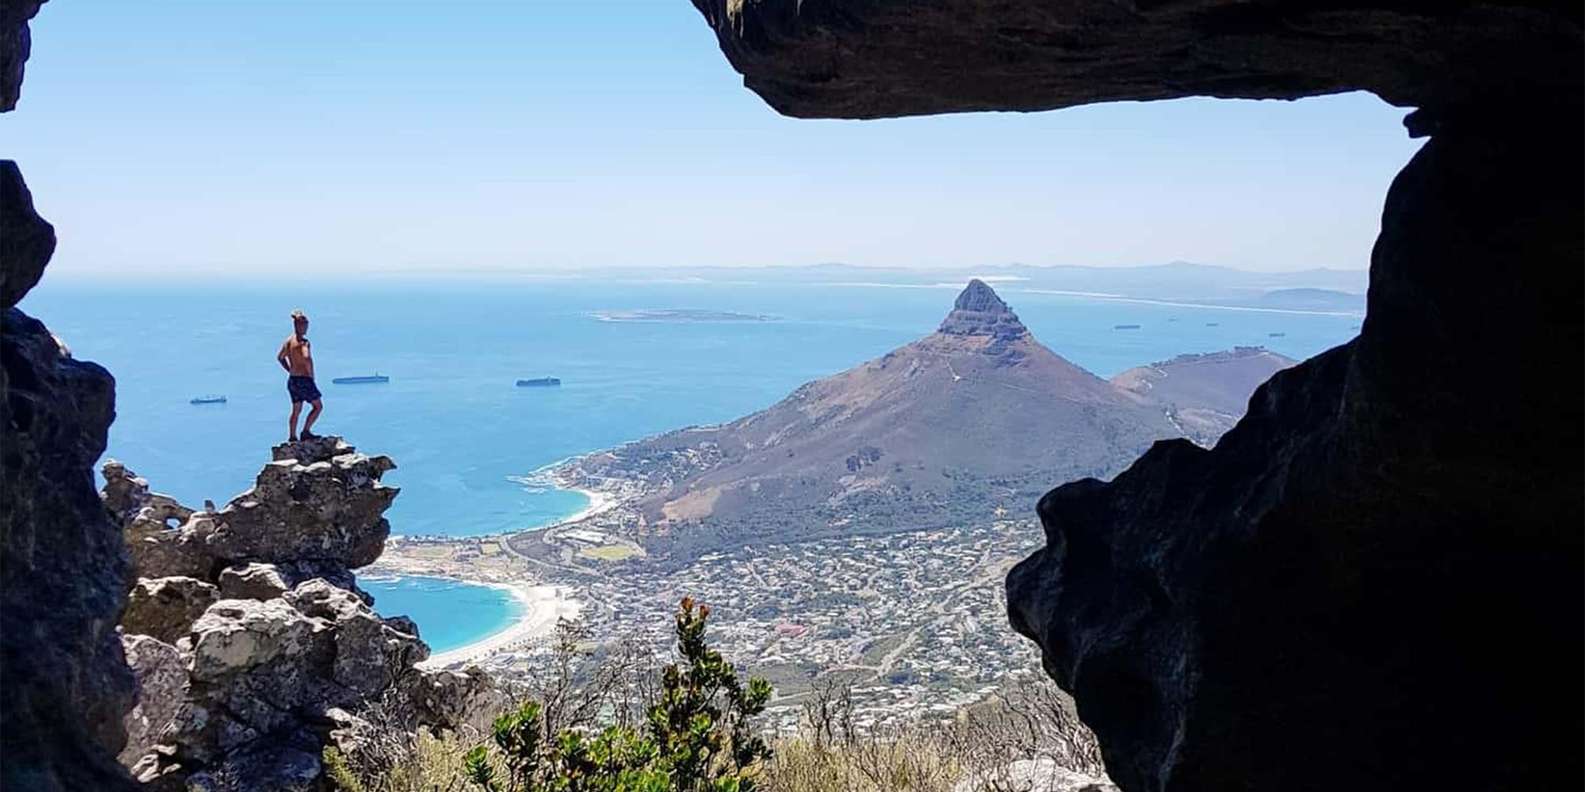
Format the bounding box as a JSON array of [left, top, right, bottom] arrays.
[[549, 486, 618, 527], [418, 582, 583, 669]]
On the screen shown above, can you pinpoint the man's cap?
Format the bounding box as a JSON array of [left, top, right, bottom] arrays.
[[290, 309, 307, 320]]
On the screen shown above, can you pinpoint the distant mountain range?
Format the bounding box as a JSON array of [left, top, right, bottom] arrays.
[[557, 281, 1294, 553]]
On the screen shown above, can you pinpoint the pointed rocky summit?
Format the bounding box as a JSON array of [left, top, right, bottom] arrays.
[[937, 279, 1028, 340], [555, 281, 1196, 552]]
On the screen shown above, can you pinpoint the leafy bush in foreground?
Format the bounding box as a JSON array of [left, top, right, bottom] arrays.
[[464, 597, 772, 792]]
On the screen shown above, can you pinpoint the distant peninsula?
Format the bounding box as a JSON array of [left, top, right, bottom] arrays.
[[590, 309, 775, 323]]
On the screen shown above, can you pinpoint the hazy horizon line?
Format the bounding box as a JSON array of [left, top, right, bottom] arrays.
[[32, 259, 1371, 285]]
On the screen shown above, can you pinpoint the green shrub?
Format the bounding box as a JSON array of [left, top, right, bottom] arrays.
[[465, 597, 772, 792]]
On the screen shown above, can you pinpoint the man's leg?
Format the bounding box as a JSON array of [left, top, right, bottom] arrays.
[[303, 399, 323, 436], [288, 401, 303, 441]]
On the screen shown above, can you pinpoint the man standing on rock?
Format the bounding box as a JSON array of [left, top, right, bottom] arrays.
[[277, 309, 323, 442]]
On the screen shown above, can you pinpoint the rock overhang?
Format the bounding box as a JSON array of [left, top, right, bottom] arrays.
[[688, 0, 1583, 119]]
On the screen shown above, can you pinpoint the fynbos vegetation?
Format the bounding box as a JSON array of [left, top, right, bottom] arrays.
[[463, 597, 771, 792], [326, 599, 1109, 792]]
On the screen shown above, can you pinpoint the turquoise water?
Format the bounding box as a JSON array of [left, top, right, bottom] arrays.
[[360, 575, 523, 653], [21, 278, 1359, 538]]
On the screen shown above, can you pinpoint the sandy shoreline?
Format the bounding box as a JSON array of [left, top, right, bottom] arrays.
[[546, 484, 619, 528], [391, 470, 616, 668], [415, 580, 583, 669]]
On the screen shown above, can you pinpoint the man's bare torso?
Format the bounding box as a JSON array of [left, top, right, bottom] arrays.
[[281, 335, 313, 377]]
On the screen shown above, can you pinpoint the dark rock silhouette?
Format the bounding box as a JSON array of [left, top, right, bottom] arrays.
[[1009, 118, 1583, 790], [687, 2, 1583, 791], [0, 2, 44, 112], [687, 0, 1582, 119], [1, 161, 140, 790]]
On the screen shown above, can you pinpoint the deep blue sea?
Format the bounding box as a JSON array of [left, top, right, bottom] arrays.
[[359, 575, 522, 653], [23, 278, 1360, 539]]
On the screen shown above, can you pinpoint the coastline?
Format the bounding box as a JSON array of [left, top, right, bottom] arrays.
[[545, 484, 619, 528], [511, 457, 626, 532], [416, 579, 583, 669]]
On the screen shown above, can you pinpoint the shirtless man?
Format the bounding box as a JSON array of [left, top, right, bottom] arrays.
[[277, 309, 323, 441]]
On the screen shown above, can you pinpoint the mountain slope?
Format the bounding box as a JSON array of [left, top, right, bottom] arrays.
[[566, 281, 1183, 544], [1111, 347, 1297, 446]]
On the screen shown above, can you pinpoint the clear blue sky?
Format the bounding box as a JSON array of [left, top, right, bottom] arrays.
[[8, 0, 1423, 279]]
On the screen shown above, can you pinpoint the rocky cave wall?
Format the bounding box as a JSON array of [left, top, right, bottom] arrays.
[[689, 2, 1583, 791], [5, 8, 142, 786], [2, 166, 140, 790]]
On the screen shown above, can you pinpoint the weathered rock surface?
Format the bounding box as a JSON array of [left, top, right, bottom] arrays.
[[123, 576, 221, 644], [1008, 116, 1582, 790], [956, 759, 1118, 792], [105, 438, 397, 584], [689, 1, 1583, 119], [105, 439, 495, 790], [119, 634, 189, 767], [217, 561, 292, 600], [1, 161, 139, 790]]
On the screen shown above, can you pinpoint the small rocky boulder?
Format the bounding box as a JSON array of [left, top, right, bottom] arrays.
[[216, 563, 291, 600], [119, 635, 188, 768], [122, 577, 220, 644]]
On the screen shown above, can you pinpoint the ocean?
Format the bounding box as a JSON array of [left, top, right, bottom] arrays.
[[359, 575, 523, 653], [23, 277, 1360, 540]]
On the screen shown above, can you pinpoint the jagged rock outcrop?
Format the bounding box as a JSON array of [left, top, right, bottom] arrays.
[[683, 2, 1583, 791], [104, 441, 498, 790], [123, 576, 221, 644], [938, 278, 1029, 343], [1, 162, 140, 790], [107, 437, 396, 585], [0, 1, 44, 112], [689, 1, 1582, 119]]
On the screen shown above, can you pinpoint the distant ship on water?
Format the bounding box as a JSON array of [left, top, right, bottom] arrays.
[[1114, 324, 1142, 330], [332, 373, 390, 384], [189, 395, 227, 405], [517, 377, 561, 388], [1268, 332, 1287, 338]]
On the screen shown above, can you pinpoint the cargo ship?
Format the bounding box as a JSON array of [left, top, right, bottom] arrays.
[[189, 395, 227, 405], [516, 377, 561, 388], [332, 373, 390, 384], [1113, 324, 1142, 330]]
